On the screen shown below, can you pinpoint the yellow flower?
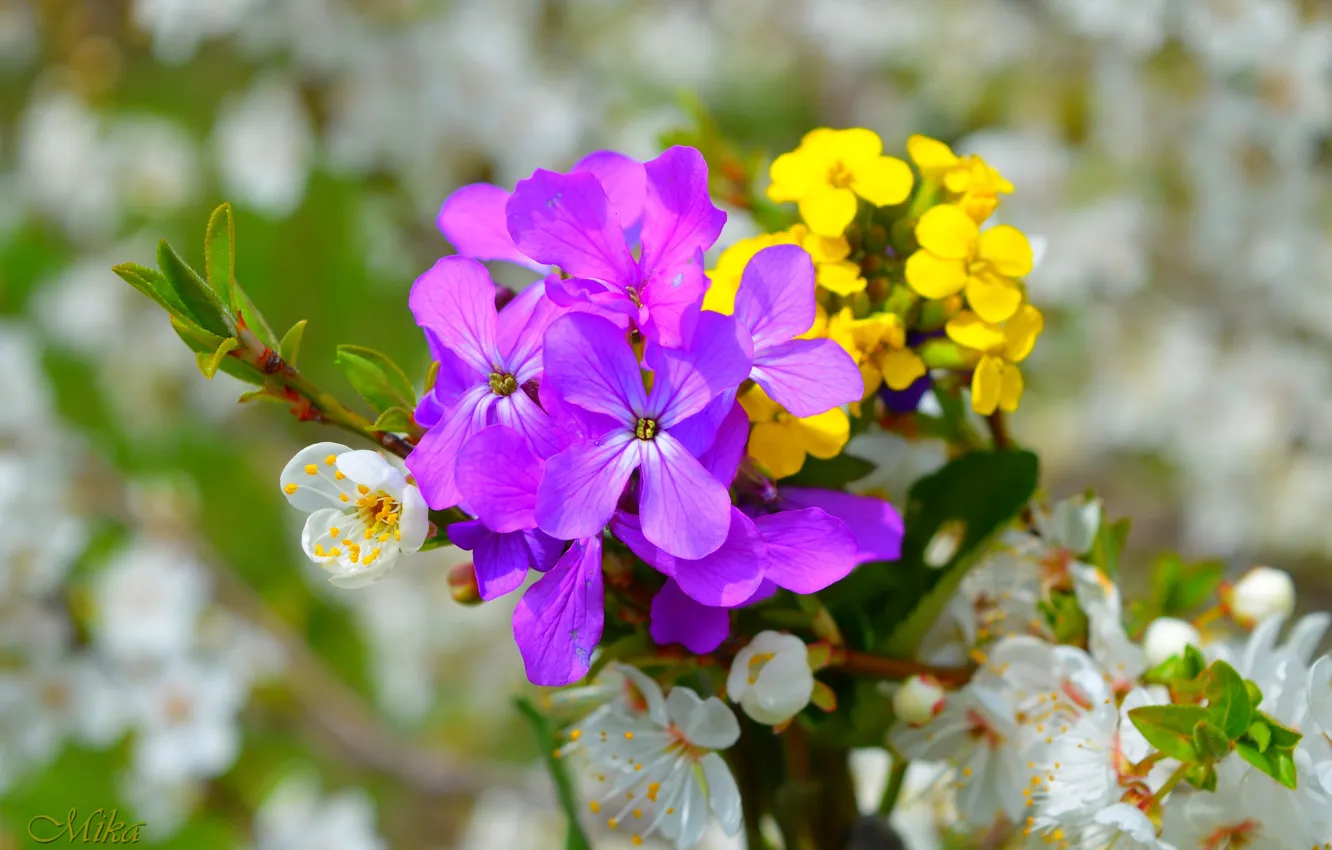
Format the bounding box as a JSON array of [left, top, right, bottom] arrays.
[[907, 134, 1013, 223], [945, 305, 1043, 416], [768, 128, 914, 237], [739, 384, 849, 479], [904, 204, 1032, 324], [827, 308, 927, 397], [801, 229, 865, 296], [704, 229, 803, 314]]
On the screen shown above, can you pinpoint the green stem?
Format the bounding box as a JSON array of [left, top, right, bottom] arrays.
[[833, 648, 972, 686], [878, 752, 909, 817], [1149, 762, 1191, 806]]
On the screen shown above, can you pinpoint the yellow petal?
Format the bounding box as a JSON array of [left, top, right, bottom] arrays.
[[905, 250, 967, 299], [796, 305, 829, 340], [964, 272, 1023, 324], [998, 364, 1023, 412], [794, 408, 850, 459], [978, 225, 1033, 277], [880, 348, 927, 390], [738, 384, 782, 423], [859, 362, 882, 397], [943, 166, 974, 195], [851, 156, 913, 207], [799, 185, 859, 237], [768, 150, 822, 203], [824, 128, 883, 166], [1002, 305, 1044, 363], [749, 421, 808, 480], [817, 261, 867, 295], [970, 355, 1004, 416], [914, 204, 978, 260], [702, 276, 740, 314], [959, 192, 999, 224], [946, 311, 1006, 354], [801, 232, 851, 263], [907, 135, 959, 176]]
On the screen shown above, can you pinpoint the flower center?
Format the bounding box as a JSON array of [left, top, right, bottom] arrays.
[[1202, 821, 1256, 850], [746, 652, 775, 685], [489, 371, 518, 396], [635, 418, 658, 441], [828, 160, 855, 189], [348, 486, 403, 562], [626, 286, 643, 308], [965, 709, 1005, 748]]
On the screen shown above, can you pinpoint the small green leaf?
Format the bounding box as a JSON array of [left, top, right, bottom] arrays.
[[806, 642, 834, 672], [513, 697, 593, 850], [1170, 559, 1225, 613], [424, 360, 441, 393], [156, 239, 232, 338], [1183, 645, 1208, 678], [1246, 719, 1272, 753], [810, 680, 837, 712], [1236, 741, 1299, 789], [1185, 762, 1219, 792], [170, 317, 265, 386], [372, 406, 416, 433], [204, 202, 237, 314], [197, 337, 239, 379], [1204, 660, 1252, 740], [279, 319, 307, 367], [1244, 680, 1264, 707], [112, 262, 189, 318], [1128, 704, 1210, 763], [1260, 712, 1303, 750], [335, 344, 417, 413], [1090, 516, 1130, 580], [1192, 719, 1232, 760], [1040, 591, 1089, 645], [237, 389, 284, 405]]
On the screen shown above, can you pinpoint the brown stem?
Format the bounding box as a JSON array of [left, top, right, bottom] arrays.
[[986, 411, 1012, 451], [831, 649, 972, 687]]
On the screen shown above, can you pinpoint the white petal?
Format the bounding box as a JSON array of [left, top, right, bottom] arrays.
[[334, 450, 395, 490], [327, 548, 400, 589], [675, 768, 710, 850], [1283, 613, 1330, 666], [725, 646, 753, 704], [1094, 802, 1156, 841], [700, 752, 743, 836], [300, 509, 347, 563], [280, 442, 356, 511], [1307, 656, 1332, 734], [613, 664, 669, 727], [396, 484, 429, 553], [665, 687, 739, 750], [751, 651, 814, 721]]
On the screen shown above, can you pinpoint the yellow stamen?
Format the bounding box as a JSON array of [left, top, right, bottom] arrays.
[[304, 464, 318, 475], [284, 483, 298, 495], [325, 454, 337, 466]]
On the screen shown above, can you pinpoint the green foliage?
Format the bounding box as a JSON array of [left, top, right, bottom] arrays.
[[1130, 552, 1225, 635], [1089, 515, 1130, 579], [205, 203, 239, 315], [156, 239, 233, 338], [783, 453, 876, 489], [197, 337, 239, 379], [1129, 704, 1210, 762], [279, 319, 308, 366], [335, 344, 418, 415], [1203, 660, 1251, 740], [514, 698, 593, 850]]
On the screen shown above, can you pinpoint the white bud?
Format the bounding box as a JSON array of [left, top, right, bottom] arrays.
[[1230, 566, 1295, 627], [892, 675, 945, 726], [1141, 617, 1200, 667], [726, 631, 814, 726]]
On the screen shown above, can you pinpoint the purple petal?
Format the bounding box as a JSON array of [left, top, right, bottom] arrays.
[[545, 277, 638, 321], [496, 278, 565, 377], [645, 311, 752, 427], [410, 257, 502, 375], [879, 373, 932, 414], [455, 426, 542, 533], [524, 529, 565, 573], [494, 390, 562, 460], [639, 147, 726, 279], [542, 313, 646, 422], [513, 536, 604, 686], [535, 432, 640, 540], [650, 580, 731, 654], [539, 375, 622, 448], [422, 339, 479, 412], [753, 508, 859, 594], [743, 580, 779, 606], [780, 488, 905, 564], [414, 390, 446, 430], [752, 338, 864, 418], [506, 169, 637, 284], [732, 244, 817, 348], [437, 183, 545, 271], [667, 391, 736, 460], [450, 519, 531, 601], [611, 508, 765, 606], [638, 433, 733, 560], [697, 400, 750, 485], [638, 256, 706, 348], [405, 385, 495, 509], [572, 151, 646, 231]]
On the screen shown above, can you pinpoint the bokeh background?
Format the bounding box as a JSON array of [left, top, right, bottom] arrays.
[[2, 0, 1331, 847]]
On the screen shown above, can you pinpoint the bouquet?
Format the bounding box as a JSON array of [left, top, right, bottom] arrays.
[[115, 126, 1332, 849]]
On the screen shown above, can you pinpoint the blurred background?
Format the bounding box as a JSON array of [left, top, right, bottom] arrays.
[[1, 0, 1331, 847]]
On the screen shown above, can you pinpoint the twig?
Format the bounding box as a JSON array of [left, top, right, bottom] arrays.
[[986, 411, 1012, 451], [831, 649, 972, 687]]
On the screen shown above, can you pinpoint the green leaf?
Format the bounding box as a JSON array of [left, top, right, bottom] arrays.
[[810, 680, 837, 712], [1245, 680, 1264, 707], [279, 319, 307, 366], [371, 406, 416, 433], [1185, 761, 1219, 792], [156, 239, 232, 338], [822, 450, 1038, 657], [782, 453, 876, 489], [1089, 516, 1130, 579], [1259, 712, 1303, 750], [335, 344, 417, 413], [235, 282, 280, 351], [513, 697, 593, 850], [1128, 704, 1210, 763], [1192, 718, 1232, 760], [1245, 719, 1272, 753], [112, 262, 189, 318], [1040, 591, 1089, 645], [197, 337, 240, 379], [1170, 559, 1225, 613], [1236, 740, 1299, 789], [1204, 660, 1252, 740], [204, 202, 237, 314], [170, 318, 265, 387]]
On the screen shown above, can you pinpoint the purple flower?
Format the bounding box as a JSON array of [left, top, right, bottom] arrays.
[[649, 579, 731, 654], [778, 487, 905, 565], [536, 312, 750, 560], [406, 258, 565, 509], [513, 534, 604, 686], [506, 146, 725, 347], [611, 508, 766, 607], [731, 244, 863, 417]]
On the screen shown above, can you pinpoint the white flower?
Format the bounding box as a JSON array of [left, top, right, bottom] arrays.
[[1228, 565, 1295, 626], [280, 443, 428, 588], [1307, 655, 1332, 735], [1070, 563, 1145, 690], [892, 675, 946, 727], [1034, 494, 1101, 556], [561, 665, 742, 849], [726, 631, 814, 726], [91, 539, 209, 660], [1163, 753, 1332, 849], [131, 661, 243, 783], [1141, 617, 1201, 668], [1026, 703, 1121, 826], [1081, 802, 1176, 850], [255, 773, 388, 850]]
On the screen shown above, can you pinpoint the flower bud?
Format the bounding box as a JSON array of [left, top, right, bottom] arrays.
[[1142, 617, 1201, 667], [1229, 566, 1294, 627], [726, 631, 814, 726], [447, 562, 481, 605], [892, 675, 945, 726]]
